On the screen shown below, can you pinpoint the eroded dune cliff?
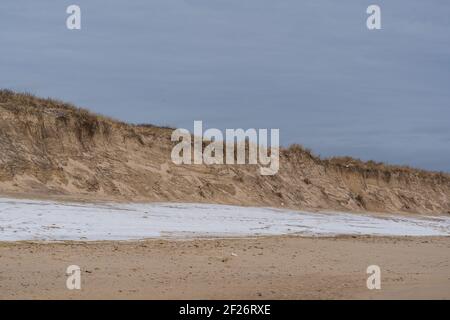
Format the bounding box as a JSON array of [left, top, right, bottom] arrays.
[[1, 90, 449, 214]]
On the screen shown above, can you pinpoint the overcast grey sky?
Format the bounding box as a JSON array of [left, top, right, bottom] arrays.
[[1, 1, 449, 171]]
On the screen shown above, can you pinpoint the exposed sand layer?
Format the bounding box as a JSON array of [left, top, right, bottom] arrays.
[[1, 90, 450, 215], [1, 198, 450, 241], [0, 236, 449, 299]]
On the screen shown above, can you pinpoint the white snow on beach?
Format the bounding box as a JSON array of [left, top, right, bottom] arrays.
[[0, 198, 449, 241]]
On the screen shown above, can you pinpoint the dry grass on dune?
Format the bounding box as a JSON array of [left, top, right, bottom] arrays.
[[2, 89, 449, 177], [285, 143, 449, 181], [0, 89, 449, 214]]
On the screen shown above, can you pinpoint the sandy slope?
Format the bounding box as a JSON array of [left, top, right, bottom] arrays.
[[0, 236, 449, 299], [1, 90, 450, 215], [1, 91, 450, 300]]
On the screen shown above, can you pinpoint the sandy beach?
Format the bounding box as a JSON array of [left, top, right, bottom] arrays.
[[2, 0, 450, 304], [1, 235, 449, 300]]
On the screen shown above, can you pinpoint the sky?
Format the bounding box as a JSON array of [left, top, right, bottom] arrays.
[[1, 0, 449, 172]]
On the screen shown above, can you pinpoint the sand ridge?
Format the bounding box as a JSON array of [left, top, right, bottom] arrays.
[[1, 90, 450, 215]]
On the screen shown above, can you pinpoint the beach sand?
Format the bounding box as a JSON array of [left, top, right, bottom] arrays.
[[1, 235, 449, 299]]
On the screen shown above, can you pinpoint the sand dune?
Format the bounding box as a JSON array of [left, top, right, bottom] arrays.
[[1, 91, 450, 300], [1, 90, 450, 215]]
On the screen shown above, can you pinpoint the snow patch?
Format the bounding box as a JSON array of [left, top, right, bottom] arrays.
[[0, 198, 449, 241]]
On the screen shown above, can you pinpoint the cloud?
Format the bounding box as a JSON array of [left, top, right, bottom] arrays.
[[1, 0, 449, 171]]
